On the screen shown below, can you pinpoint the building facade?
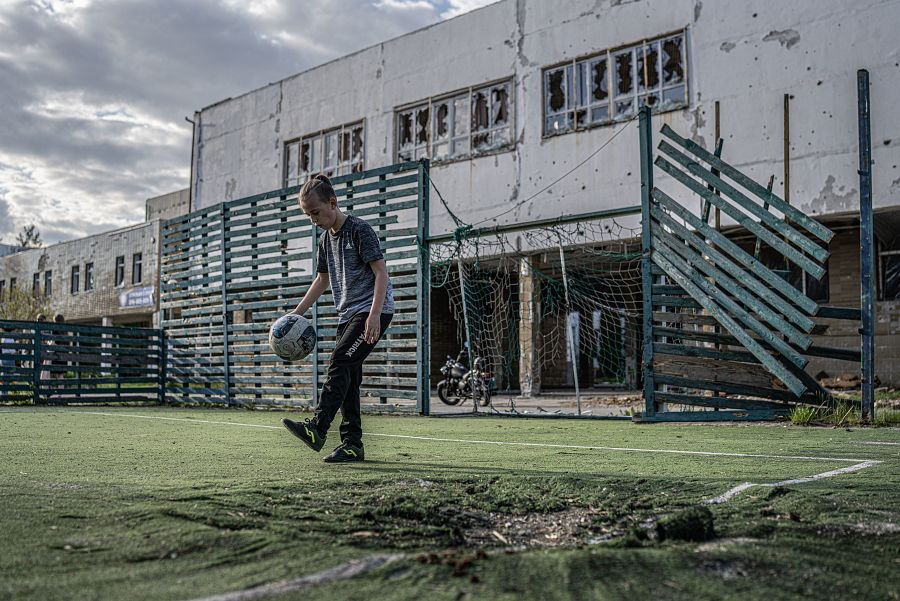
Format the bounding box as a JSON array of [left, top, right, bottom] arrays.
[[187, 0, 900, 387], [0, 221, 162, 327]]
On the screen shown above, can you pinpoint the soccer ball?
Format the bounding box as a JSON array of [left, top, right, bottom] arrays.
[[269, 313, 317, 361]]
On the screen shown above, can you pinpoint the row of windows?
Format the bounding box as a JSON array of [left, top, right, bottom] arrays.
[[0, 254, 142, 301], [281, 30, 688, 186]]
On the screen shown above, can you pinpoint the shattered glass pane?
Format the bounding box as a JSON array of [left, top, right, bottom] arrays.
[[300, 141, 310, 173], [545, 113, 571, 133], [351, 126, 363, 161], [399, 112, 413, 147], [434, 102, 449, 139], [472, 131, 489, 149], [309, 137, 321, 173], [575, 108, 588, 126], [662, 36, 684, 85], [640, 94, 659, 109], [615, 99, 635, 119], [472, 90, 489, 132], [545, 68, 567, 112], [491, 84, 509, 126], [661, 85, 685, 108], [638, 42, 660, 92], [614, 49, 634, 96], [591, 58, 608, 102], [416, 108, 429, 144]]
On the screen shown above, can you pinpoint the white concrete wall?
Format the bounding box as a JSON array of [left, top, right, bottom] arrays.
[[191, 0, 900, 237]]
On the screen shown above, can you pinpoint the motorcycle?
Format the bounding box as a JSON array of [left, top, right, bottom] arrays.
[[437, 350, 493, 406]]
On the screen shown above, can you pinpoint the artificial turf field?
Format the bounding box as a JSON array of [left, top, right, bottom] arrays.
[[1, 407, 898, 601]]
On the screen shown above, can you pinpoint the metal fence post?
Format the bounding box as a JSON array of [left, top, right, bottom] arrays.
[[857, 69, 875, 421], [219, 204, 232, 404], [416, 159, 431, 415], [639, 105, 656, 417], [159, 328, 168, 405], [32, 323, 41, 405]]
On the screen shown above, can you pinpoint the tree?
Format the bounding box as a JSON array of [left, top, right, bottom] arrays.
[[16, 224, 42, 249], [0, 284, 51, 321]]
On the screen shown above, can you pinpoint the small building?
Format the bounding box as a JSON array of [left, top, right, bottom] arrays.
[[0, 221, 162, 327]]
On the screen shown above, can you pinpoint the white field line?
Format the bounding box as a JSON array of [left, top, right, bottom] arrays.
[[70, 411, 878, 464], [856, 441, 900, 446], [704, 460, 882, 504], [187, 554, 403, 601]]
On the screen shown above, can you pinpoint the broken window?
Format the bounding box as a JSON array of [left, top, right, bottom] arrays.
[[396, 79, 513, 162], [397, 105, 429, 161], [286, 121, 365, 187], [472, 82, 511, 153], [544, 65, 573, 133], [542, 32, 686, 136], [338, 123, 364, 174], [660, 35, 686, 109], [614, 48, 636, 118]]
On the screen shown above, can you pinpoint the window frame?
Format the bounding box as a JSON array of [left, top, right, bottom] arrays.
[[132, 252, 143, 285], [115, 256, 125, 287], [85, 262, 94, 291], [541, 29, 688, 138], [283, 120, 366, 188], [71, 265, 80, 295], [32, 273, 40, 297], [43, 271, 52, 297], [395, 76, 516, 165]]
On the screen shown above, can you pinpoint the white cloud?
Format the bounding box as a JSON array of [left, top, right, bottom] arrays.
[[439, 0, 498, 19], [0, 0, 496, 245]]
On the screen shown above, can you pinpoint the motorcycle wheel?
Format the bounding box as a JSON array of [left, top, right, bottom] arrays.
[[437, 381, 461, 406]]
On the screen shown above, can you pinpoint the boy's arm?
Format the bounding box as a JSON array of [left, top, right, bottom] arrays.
[[291, 272, 329, 316], [364, 259, 389, 343]]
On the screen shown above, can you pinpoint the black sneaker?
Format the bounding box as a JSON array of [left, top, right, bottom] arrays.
[[282, 418, 326, 452], [323, 443, 365, 463]]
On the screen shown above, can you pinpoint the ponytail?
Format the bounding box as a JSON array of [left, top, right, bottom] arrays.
[[300, 173, 336, 204]]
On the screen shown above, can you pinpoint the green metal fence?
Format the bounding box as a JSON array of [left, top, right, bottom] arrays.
[[638, 104, 873, 422], [0, 320, 165, 404], [159, 160, 429, 411]]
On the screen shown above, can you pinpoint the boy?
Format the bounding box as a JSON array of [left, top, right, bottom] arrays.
[[282, 174, 394, 463]]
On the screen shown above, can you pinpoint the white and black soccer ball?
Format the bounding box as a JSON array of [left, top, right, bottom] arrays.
[[269, 313, 317, 361]]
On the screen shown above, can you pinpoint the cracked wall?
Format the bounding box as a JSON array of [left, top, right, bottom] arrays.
[[191, 0, 900, 236]]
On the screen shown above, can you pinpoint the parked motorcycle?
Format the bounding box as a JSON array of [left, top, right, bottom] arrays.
[[437, 349, 493, 406]]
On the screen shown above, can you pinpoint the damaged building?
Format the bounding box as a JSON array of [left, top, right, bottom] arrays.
[[185, 0, 900, 387]]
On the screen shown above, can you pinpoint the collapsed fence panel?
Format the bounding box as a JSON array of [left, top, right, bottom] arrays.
[[160, 161, 428, 410], [638, 106, 872, 421], [0, 320, 164, 404]]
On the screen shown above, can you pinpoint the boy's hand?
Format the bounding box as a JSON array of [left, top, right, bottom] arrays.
[[364, 314, 381, 344]]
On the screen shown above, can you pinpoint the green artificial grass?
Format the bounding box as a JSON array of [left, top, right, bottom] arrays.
[[0, 407, 897, 601]]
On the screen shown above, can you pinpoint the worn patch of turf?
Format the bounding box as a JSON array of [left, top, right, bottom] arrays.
[[0, 407, 897, 601]]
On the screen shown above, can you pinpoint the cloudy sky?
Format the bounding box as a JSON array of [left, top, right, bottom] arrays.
[[0, 0, 495, 246]]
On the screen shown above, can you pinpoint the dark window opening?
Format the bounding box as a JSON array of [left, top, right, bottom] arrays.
[[71, 266, 79, 294], [115, 256, 125, 287]]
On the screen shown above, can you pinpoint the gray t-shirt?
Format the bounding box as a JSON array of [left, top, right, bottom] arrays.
[[317, 215, 394, 323]]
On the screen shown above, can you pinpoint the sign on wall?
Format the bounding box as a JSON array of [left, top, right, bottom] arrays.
[[119, 286, 155, 308]]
